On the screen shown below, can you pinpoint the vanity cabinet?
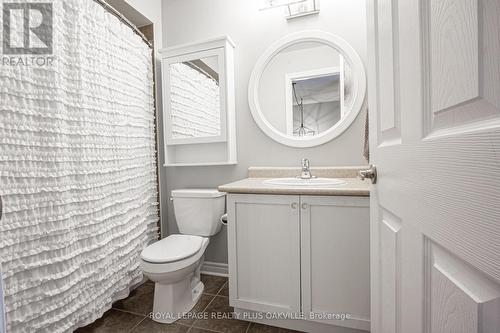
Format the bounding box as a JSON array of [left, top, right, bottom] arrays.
[[227, 194, 301, 313], [227, 193, 370, 332], [300, 195, 370, 331]]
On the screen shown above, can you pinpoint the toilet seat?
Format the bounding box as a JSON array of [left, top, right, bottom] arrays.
[[141, 234, 204, 263], [141, 237, 209, 278]]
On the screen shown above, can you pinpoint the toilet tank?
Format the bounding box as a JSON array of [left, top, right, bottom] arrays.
[[171, 189, 226, 237]]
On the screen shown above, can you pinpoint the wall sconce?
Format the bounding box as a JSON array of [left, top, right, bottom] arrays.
[[260, 0, 320, 20]]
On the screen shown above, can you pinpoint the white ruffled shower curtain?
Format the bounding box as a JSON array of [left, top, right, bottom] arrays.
[[170, 63, 221, 138], [0, 1, 159, 332]]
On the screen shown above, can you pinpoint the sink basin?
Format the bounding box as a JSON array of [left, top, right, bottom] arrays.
[[263, 177, 346, 187]]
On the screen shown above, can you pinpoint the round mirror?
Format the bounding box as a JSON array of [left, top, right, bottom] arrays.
[[248, 31, 366, 147]]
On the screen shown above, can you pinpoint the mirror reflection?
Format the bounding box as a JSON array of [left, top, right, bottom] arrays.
[[258, 42, 352, 138], [291, 72, 340, 137], [169, 55, 221, 139]]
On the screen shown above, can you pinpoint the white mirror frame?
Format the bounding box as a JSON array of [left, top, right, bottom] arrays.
[[248, 30, 366, 148], [163, 48, 227, 145]]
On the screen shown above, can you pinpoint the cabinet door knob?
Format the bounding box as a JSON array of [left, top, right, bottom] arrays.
[[291, 202, 298, 209], [301, 203, 308, 210]]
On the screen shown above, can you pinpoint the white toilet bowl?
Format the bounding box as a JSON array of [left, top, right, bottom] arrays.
[[140, 234, 209, 323], [140, 189, 225, 324]]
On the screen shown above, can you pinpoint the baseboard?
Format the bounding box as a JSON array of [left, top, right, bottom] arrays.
[[201, 261, 228, 277]]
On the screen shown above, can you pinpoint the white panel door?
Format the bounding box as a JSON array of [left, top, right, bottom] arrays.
[[300, 196, 370, 331], [227, 194, 301, 313], [367, 0, 500, 332]]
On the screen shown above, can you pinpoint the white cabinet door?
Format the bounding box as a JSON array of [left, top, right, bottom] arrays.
[[300, 196, 370, 331], [227, 194, 301, 313], [367, 0, 500, 332]]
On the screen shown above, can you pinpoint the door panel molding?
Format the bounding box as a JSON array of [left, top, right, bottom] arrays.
[[421, 0, 500, 136], [424, 238, 500, 332], [374, 0, 402, 146], [377, 207, 402, 333]]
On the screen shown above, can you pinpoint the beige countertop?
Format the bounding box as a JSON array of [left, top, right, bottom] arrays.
[[218, 166, 370, 196]]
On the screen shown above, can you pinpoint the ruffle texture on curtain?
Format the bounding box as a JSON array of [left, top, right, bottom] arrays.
[[170, 63, 221, 138], [0, 1, 159, 332]]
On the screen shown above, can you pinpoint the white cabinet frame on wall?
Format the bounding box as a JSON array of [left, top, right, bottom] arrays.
[[160, 36, 237, 166], [163, 47, 227, 145]]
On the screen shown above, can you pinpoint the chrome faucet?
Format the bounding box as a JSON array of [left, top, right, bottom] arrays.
[[298, 158, 315, 179]]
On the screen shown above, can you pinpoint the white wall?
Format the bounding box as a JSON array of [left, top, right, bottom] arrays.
[[123, 0, 162, 41], [162, 0, 368, 264]]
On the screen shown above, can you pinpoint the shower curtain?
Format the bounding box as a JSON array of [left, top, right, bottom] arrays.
[[0, 1, 159, 332]]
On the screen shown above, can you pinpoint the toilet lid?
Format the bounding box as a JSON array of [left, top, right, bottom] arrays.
[[141, 234, 204, 263]]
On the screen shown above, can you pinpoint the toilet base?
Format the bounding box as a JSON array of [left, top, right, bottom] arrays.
[[150, 272, 205, 323], [141, 237, 211, 324]]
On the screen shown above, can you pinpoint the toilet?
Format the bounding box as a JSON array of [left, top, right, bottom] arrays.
[[140, 189, 226, 323]]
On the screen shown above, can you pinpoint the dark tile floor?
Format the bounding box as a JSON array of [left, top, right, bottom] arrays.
[[76, 274, 300, 333]]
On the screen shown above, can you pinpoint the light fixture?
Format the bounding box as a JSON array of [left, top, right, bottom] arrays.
[[260, 0, 320, 20], [260, 0, 307, 9]]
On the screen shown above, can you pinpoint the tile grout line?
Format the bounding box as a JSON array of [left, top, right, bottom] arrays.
[[216, 281, 228, 296], [178, 322, 193, 328], [189, 276, 226, 332], [112, 307, 149, 318], [127, 314, 147, 332], [190, 326, 227, 333], [197, 293, 217, 315], [190, 293, 222, 332], [202, 279, 228, 298], [192, 279, 250, 333], [244, 321, 252, 333]]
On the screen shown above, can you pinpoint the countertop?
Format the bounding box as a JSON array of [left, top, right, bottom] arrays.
[[218, 166, 370, 196]]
